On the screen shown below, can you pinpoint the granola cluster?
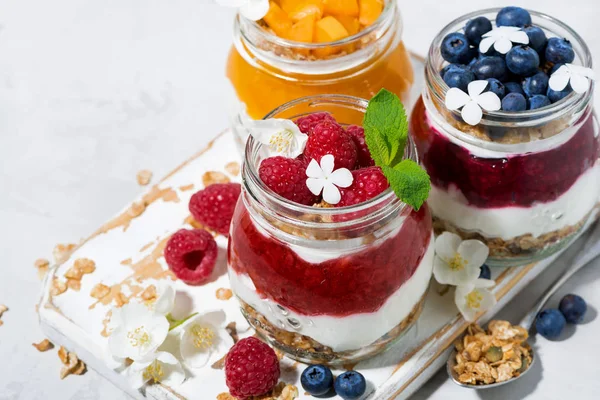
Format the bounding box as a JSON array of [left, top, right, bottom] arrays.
[[453, 321, 532, 386], [52, 258, 97, 296]]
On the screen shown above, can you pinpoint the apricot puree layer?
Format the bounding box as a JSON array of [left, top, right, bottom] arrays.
[[226, 40, 414, 120]]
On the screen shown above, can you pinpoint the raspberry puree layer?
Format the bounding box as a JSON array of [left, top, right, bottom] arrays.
[[411, 99, 599, 209], [229, 236, 434, 352], [228, 204, 432, 317]]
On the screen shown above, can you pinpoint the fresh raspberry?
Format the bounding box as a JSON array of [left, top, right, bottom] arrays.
[[346, 125, 375, 168], [259, 156, 317, 205], [164, 229, 217, 285], [225, 337, 280, 399], [304, 121, 357, 170], [295, 112, 336, 135], [189, 183, 241, 236], [337, 167, 389, 207]]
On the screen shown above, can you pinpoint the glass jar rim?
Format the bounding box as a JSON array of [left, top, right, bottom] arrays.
[[426, 7, 594, 122], [243, 94, 417, 227]]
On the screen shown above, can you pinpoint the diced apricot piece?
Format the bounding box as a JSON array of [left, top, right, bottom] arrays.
[[289, 0, 324, 22], [335, 15, 360, 36], [264, 1, 293, 37], [322, 0, 359, 17], [358, 0, 383, 26], [288, 15, 315, 43], [280, 0, 303, 14], [314, 16, 349, 56]]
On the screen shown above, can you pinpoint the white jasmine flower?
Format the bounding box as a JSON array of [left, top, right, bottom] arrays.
[[108, 302, 169, 361], [249, 119, 308, 158], [433, 232, 489, 286], [145, 282, 176, 316], [127, 351, 185, 389], [479, 26, 529, 55], [445, 80, 501, 126], [215, 0, 269, 21], [305, 154, 354, 205], [455, 279, 497, 322], [549, 63, 595, 94], [179, 310, 233, 369]]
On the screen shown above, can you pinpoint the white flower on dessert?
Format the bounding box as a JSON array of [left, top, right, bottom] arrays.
[[445, 80, 501, 126], [433, 232, 489, 286], [249, 119, 308, 158], [145, 282, 176, 316], [108, 302, 169, 361], [127, 351, 186, 389], [479, 26, 529, 54], [305, 154, 354, 205], [549, 63, 596, 94], [180, 310, 233, 369], [215, 0, 269, 21], [455, 278, 497, 322]]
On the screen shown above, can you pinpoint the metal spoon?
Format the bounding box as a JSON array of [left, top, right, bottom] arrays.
[[447, 219, 600, 389]]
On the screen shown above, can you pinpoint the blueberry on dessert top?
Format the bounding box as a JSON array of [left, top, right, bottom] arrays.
[[464, 16, 492, 45], [528, 94, 551, 110], [485, 78, 506, 98], [502, 92, 527, 112], [506, 46, 540, 76], [441, 32, 475, 64], [504, 81, 526, 96], [471, 56, 507, 80], [522, 71, 549, 97], [548, 85, 573, 103], [496, 6, 532, 28], [524, 26, 547, 54], [443, 64, 475, 91], [545, 37, 575, 64]]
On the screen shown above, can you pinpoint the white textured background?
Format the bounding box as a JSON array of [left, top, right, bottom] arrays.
[[1, 0, 599, 399]]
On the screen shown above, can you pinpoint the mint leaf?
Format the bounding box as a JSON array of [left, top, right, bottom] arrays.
[[381, 160, 431, 210], [363, 89, 408, 167]]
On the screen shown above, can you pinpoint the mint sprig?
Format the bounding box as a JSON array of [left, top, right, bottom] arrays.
[[363, 89, 431, 210]]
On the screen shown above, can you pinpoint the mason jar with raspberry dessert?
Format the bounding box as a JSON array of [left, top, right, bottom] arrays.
[[227, 0, 414, 152], [411, 7, 599, 267], [227, 95, 434, 364]]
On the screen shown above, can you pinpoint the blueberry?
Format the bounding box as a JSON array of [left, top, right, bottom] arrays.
[[505, 81, 526, 96], [464, 16, 492, 46], [471, 56, 507, 80], [443, 64, 475, 92], [545, 37, 575, 64], [547, 84, 573, 103], [301, 365, 334, 396], [524, 26, 547, 55], [441, 32, 476, 64], [559, 294, 587, 324], [506, 46, 540, 76], [479, 264, 491, 280], [528, 95, 551, 110], [522, 71, 549, 97], [496, 6, 532, 28], [502, 92, 527, 112], [334, 371, 367, 400], [485, 78, 505, 98], [535, 309, 566, 339]]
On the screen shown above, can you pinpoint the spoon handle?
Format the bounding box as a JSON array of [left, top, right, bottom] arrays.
[[519, 219, 600, 330]]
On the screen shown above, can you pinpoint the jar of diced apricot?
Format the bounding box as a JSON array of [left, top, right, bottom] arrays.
[[227, 0, 414, 151]]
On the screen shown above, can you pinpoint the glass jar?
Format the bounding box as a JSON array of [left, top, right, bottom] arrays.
[[411, 9, 599, 267], [226, 0, 414, 152], [227, 95, 434, 364]]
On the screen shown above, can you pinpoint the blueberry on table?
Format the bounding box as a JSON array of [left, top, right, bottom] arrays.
[[548, 85, 573, 103], [524, 26, 548, 54], [485, 78, 506, 99], [443, 64, 475, 92], [301, 365, 334, 396], [502, 92, 527, 112], [479, 264, 491, 280], [506, 46, 540, 77], [545, 37, 575, 64], [559, 294, 587, 324], [522, 71, 549, 97], [505, 81, 526, 96], [471, 56, 508, 80], [496, 6, 532, 28], [334, 371, 367, 400], [464, 16, 492, 45], [535, 309, 566, 339], [441, 32, 476, 64], [528, 95, 551, 110]]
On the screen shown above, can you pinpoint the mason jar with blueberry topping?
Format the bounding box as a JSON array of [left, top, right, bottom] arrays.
[[411, 7, 599, 267]]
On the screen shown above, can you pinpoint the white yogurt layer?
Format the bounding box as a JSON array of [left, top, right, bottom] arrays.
[[429, 162, 600, 240], [229, 235, 434, 352]]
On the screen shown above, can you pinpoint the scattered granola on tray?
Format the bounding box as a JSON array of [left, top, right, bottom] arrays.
[[453, 320, 532, 386]]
